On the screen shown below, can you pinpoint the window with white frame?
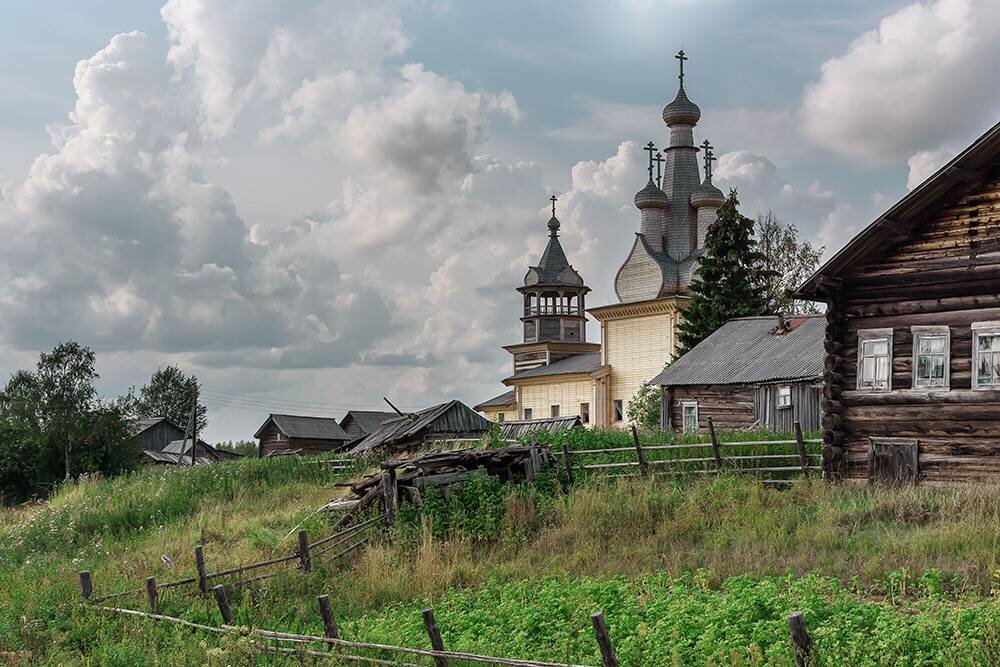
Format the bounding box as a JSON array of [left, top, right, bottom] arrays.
[[776, 385, 792, 408], [973, 322, 1000, 389], [681, 401, 698, 434], [912, 325, 950, 390], [857, 329, 893, 391]]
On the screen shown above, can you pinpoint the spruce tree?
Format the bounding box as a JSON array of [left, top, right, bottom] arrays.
[[676, 189, 769, 356]]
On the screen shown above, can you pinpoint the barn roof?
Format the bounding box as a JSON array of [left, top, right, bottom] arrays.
[[474, 390, 516, 411], [254, 414, 350, 441], [503, 352, 602, 383], [339, 410, 399, 435], [500, 416, 582, 439], [348, 400, 491, 455], [651, 315, 825, 387], [131, 416, 184, 437], [797, 119, 1000, 298]]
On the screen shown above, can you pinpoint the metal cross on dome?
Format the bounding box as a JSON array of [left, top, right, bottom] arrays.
[[550, 194, 558, 217], [675, 49, 688, 88], [654, 151, 665, 188], [701, 139, 716, 180], [643, 141, 657, 181]]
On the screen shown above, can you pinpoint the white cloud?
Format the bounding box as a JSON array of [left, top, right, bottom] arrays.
[[906, 148, 954, 190], [801, 0, 1000, 164]]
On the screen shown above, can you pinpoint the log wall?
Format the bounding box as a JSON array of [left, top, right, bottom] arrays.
[[668, 385, 757, 432], [823, 171, 1000, 482]]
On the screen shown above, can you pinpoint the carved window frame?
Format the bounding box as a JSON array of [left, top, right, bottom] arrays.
[[911, 325, 950, 391], [857, 328, 893, 392], [972, 321, 1000, 390]]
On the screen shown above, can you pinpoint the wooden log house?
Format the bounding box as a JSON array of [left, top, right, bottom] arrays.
[[650, 315, 824, 433], [254, 414, 351, 458], [796, 121, 1000, 484]]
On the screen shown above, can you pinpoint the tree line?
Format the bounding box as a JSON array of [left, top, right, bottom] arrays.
[[0, 342, 208, 503]]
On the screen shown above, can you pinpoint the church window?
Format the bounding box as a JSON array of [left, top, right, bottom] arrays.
[[580, 402, 590, 424], [550, 405, 560, 418], [523, 408, 533, 420], [613, 399, 623, 422], [682, 402, 699, 434], [497, 413, 505, 423]]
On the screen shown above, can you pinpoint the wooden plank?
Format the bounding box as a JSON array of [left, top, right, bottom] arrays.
[[317, 595, 340, 643], [194, 545, 208, 596], [422, 608, 448, 667], [794, 422, 810, 477], [631, 425, 648, 476], [297, 530, 311, 573], [707, 417, 722, 470], [212, 585, 234, 625], [787, 612, 812, 667], [590, 612, 618, 667]]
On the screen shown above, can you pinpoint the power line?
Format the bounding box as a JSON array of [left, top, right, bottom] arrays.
[[199, 389, 425, 410]]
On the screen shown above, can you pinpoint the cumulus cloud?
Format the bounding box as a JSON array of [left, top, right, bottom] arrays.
[[906, 148, 955, 190], [801, 0, 1000, 164]]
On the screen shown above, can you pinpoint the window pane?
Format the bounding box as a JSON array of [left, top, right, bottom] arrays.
[[931, 356, 946, 380], [981, 335, 996, 352], [861, 357, 875, 384], [863, 339, 888, 355], [918, 335, 946, 354]]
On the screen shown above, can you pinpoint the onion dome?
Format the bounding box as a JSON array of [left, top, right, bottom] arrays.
[[634, 178, 669, 209], [546, 215, 560, 236], [662, 87, 701, 127], [690, 181, 724, 209]]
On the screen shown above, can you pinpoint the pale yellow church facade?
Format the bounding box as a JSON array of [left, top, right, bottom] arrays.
[[475, 52, 722, 428]]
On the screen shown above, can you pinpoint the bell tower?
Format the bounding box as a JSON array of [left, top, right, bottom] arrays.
[[505, 197, 601, 374]]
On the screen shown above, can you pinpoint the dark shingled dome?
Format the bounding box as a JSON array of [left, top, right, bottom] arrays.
[[634, 178, 670, 209]]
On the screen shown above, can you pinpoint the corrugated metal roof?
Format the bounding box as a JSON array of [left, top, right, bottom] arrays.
[[339, 410, 398, 435], [254, 414, 350, 441], [141, 450, 213, 465], [500, 416, 582, 439], [651, 315, 825, 387], [504, 352, 602, 382], [348, 400, 491, 455], [474, 390, 516, 410]]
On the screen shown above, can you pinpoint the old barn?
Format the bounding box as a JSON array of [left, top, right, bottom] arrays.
[[797, 121, 1000, 484], [254, 414, 351, 458], [650, 315, 824, 433], [338, 410, 398, 445], [348, 400, 491, 458]]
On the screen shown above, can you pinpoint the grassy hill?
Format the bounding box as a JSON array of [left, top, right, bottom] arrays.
[[2, 443, 1000, 665]]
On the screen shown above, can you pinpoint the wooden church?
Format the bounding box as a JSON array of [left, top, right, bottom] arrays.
[[477, 51, 725, 428], [797, 121, 1000, 484]]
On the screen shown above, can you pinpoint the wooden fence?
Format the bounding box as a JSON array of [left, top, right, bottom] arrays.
[[560, 419, 822, 486]]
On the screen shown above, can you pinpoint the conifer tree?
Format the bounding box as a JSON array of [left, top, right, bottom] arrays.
[[676, 190, 769, 355]]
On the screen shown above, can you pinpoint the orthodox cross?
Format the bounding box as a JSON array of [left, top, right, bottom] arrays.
[[643, 141, 656, 181], [675, 49, 688, 88], [550, 194, 558, 217], [701, 139, 716, 180], [654, 151, 665, 188]]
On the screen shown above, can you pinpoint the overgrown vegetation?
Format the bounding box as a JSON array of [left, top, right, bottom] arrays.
[[4, 445, 1000, 664]]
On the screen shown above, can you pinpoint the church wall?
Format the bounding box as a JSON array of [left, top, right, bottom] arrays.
[[516, 377, 595, 425], [604, 309, 678, 427], [480, 406, 514, 423]]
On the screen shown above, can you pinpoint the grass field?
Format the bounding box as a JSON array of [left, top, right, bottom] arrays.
[[2, 432, 1000, 665]]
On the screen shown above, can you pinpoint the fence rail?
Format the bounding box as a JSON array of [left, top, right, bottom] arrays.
[[561, 420, 821, 485]]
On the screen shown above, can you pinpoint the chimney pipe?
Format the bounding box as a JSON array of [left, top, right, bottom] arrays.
[[776, 314, 788, 334]]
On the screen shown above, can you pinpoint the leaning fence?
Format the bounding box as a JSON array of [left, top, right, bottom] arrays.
[[559, 419, 822, 486]]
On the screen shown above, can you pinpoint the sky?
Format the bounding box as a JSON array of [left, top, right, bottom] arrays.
[[2, 0, 1000, 443]]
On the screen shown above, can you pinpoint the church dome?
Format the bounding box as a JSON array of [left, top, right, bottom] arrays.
[[690, 181, 724, 209], [546, 215, 560, 234], [662, 88, 701, 127], [634, 179, 669, 209]]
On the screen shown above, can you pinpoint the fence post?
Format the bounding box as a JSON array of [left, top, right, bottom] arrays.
[[787, 611, 812, 667], [212, 584, 234, 625], [298, 530, 311, 573], [79, 571, 93, 600], [317, 595, 340, 648], [631, 424, 648, 477], [707, 417, 723, 470], [590, 612, 618, 667], [422, 608, 449, 667], [194, 544, 209, 597], [561, 441, 574, 486], [794, 422, 810, 477], [381, 466, 397, 528], [145, 576, 159, 614]]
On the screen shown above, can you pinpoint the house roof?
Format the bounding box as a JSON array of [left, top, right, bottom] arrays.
[[500, 416, 582, 439], [503, 352, 602, 383], [254, 414, 350, 441], [474, 390, 516, 411], [348, 400, 491, 455], [339, 410, 399, 435], [162, 438, 211, 455], [142, 449, 214, 466], [132, 416, 185, 437], [797, 119, 1000, 298], [650, 315, 825, 387]]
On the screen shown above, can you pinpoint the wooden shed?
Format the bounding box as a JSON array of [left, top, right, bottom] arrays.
[[796, 121, 1000, 484], [338, 410, 398, 445], [254, 414, 351, 458], [650, 315, 824, 433], [131, 417, 186, 453], [348, 400, 491, 458]]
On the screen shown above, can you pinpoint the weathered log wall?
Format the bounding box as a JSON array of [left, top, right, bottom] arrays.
[[823, 171, 1000, 482], [668, 385, 757, 432]]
